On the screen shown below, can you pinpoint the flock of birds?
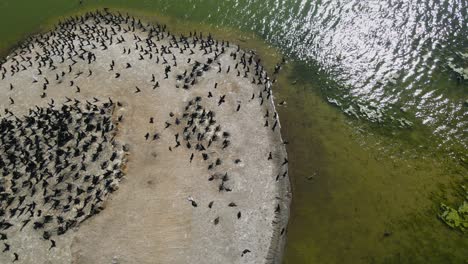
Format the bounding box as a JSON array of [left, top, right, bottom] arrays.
[[0, 100, 126, 262], [0, 8, 288, 263]]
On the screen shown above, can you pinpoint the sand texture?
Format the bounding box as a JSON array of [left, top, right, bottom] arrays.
[[0, 10, 290, 264]]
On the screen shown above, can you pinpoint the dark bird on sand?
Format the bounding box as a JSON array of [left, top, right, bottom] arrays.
[[275, 204, 281, 213], [153, 133, 160, 140], [49, 240, 56, 250], [241, 249, 251, 257], [3, 243, 10, 252], [218, 95, 226, 106]]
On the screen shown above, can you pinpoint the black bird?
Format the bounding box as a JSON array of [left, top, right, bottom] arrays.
[[3, 243, 10, 252], [241, 249, 251, 257], [272, 120, 278, 131], [187, 197, 198, 207], [268, 152, 272, 160], [145, 133, 149, 140], [282, 158, 288, 166], [214, 217, 219, 225], [115, 73, 121, 78], [236, 104, 240, 112], [9, 97, 14, 105], [20, 219, 30, 231], [218, 95, 226, 106], [208, 201, 214, 208], [275, 204, 281, 213], [49, 240, 56, 250], [13, 252, 18, 262], [237, 211, 241, 219], [135, 86, 141, 93]]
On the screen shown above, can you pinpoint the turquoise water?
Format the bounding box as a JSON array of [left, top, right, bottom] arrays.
[[0, 0, 467, 263]]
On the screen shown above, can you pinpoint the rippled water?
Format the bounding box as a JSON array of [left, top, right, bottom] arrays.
[[178, 0, 468, 151]]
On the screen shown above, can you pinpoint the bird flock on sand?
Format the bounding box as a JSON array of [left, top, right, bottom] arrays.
[[0, 100, 126, 262], [0, 8, 289, 263]]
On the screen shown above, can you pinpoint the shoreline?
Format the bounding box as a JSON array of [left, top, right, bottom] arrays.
[[0, 10, 291, 264]]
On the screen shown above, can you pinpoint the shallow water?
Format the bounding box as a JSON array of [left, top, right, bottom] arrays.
[[0, 1, 467, 263]]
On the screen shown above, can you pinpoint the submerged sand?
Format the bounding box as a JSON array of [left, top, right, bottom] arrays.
[[0, 10, 290, 264]]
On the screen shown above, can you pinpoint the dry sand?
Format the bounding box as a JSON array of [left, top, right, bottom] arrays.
[[0, 10, 290, 264]]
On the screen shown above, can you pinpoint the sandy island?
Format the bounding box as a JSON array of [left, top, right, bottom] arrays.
[[0, 9, 290, 264]]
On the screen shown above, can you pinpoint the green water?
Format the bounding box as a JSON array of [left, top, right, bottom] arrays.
[[0, 1, 466, 263]]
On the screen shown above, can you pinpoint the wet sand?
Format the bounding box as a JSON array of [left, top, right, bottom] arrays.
[[0, 10, 290, 264]]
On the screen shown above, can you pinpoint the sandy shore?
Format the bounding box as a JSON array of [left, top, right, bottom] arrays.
[[0, 10, 290, 264]]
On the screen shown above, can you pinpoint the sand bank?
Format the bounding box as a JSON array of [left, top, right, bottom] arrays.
[[0, 10, 290, 264]]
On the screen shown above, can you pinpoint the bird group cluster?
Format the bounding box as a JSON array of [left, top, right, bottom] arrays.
[[0, 99, 126, 262], [168, 96, 235, 193], [0, 7, 290, 263]]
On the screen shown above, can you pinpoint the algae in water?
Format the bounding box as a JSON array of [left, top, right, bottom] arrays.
[[439, 186, 468, 232]]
